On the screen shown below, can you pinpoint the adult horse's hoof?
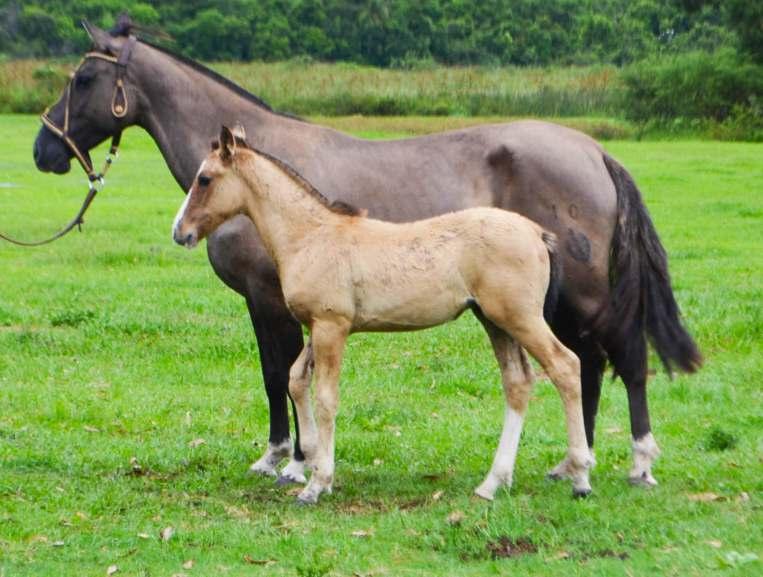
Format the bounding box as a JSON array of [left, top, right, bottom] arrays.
[[247, 461, 278, 477], [546, 457, 572, 481], [277, 459, 307, 485], [629, 471, 658, 487]]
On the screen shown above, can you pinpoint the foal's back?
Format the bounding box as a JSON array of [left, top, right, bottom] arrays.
[[286, 207, 551, 332]]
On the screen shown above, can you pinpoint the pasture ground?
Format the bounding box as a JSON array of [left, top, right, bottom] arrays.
[[0, 115, 761, 576]]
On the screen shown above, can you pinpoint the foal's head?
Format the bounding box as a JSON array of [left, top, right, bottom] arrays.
[[173, 125, 250, 248]]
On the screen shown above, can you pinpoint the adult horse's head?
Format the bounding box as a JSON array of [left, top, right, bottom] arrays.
[[33, 18, 140, 176]]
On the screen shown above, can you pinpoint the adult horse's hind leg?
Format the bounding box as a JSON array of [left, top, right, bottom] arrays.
[[472, 312, 535, 500], [607, 338, 660, 486], [548, 302, 605, 480]]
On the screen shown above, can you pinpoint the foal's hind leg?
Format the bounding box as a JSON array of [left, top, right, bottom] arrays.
[[484, 303, 593, 496], [287, 342, 317, 482], [472, 313, 535, 501]]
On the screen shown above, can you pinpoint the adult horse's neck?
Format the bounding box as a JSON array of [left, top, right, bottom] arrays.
[[132, 42, 312, 191], [237, 151, 343, 269]]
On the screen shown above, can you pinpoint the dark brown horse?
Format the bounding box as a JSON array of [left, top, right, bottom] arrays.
[[32, 19, 701, 487]]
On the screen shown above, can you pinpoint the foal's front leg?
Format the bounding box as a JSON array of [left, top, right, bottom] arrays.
[[297, 320, 349, 505]]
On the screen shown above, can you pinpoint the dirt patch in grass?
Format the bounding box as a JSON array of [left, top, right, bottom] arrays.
[[486, 536, 538, 559]]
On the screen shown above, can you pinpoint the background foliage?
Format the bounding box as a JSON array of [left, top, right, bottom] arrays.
[[0, 1, 761, 136], [0, 0, 758, 66]]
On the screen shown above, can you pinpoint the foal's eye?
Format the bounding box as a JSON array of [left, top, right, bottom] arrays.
[[198, 175, 212, 187]]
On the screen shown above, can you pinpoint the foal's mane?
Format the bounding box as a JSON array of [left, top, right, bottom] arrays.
[[223, 137, 364, 218]]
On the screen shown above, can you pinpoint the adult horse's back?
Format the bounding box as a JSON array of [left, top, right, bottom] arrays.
[[32, 19, 701, 486]]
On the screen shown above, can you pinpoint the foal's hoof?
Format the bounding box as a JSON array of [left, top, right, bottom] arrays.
[[573, 487, 592, 499]]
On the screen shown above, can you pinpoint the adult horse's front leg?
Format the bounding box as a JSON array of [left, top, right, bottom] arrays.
[[244, 295, 307, 482], [206, 216, 306, 482]]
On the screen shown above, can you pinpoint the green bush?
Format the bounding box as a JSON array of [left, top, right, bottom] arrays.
[[622, 49, 763, 122]]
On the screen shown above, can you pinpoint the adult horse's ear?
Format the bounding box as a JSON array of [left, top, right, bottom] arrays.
[[219, 126, 236, 162], [82, 20, 112, 52]]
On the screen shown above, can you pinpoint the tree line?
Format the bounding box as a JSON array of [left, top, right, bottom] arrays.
[[0, 0, 759, 66]]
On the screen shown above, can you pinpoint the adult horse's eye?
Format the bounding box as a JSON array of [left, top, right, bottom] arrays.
[[75, 73, 93, 88], [198, 175, 212, 187]]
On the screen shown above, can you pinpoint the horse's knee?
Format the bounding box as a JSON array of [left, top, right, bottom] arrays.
[[314, 387, 338, 422]]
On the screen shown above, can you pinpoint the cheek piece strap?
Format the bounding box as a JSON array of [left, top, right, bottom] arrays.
[[1, 35, 136, 246]]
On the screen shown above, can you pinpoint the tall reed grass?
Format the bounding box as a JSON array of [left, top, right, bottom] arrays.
[[0, 58, 622, 117]]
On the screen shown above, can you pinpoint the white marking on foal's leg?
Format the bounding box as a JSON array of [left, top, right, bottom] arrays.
[[475, 406, 524, 501], [629, 432, 660, 486], [278, 457, 307, 485], [248, 439, 292, 477]]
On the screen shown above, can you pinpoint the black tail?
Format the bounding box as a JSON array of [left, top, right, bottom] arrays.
[[542, 231, 563, 324], [594, 153, 702, 376]]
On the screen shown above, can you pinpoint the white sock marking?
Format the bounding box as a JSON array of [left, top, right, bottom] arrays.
[[475, 406, 524, 500]]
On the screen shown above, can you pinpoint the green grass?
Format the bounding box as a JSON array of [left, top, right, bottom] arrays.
[[1, 115, 761, 576]]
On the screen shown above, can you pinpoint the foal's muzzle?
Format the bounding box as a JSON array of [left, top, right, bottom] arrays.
[[173, 225, 198, 249]]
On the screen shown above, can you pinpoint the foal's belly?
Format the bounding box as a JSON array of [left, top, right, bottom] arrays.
[[351, 270, 472, 332]]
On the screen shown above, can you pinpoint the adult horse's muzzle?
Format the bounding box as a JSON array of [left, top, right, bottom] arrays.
[[33, 127, 76, 174]]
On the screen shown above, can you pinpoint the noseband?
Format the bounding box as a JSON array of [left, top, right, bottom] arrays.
[[0, 35, 136, 246]]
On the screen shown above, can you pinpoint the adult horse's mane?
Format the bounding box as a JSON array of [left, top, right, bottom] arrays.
[[105, 16, 299, 120]]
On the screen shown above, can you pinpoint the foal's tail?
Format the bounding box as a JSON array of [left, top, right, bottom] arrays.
[[594, 153, 702, 377], [541, 231, 562, 323]]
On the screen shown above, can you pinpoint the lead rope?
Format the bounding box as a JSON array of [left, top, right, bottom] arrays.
[[0, 135, 120, 247], [0, 38, 134, 247]]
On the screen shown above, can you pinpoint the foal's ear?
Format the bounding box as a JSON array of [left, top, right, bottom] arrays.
[[231, 123, 247, 142], [219, 125, 236, 162]]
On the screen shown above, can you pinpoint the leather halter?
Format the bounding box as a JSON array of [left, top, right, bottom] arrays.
[[0, 35, 137, 246]]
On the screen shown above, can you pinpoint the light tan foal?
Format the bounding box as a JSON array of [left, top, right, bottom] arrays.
[[173, 125, 593, 504]]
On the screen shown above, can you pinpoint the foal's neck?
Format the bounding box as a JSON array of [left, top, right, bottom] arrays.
[[238, 153, 344, 268]]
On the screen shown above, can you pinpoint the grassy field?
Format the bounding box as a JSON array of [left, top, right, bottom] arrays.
[[0, 115, 761, 576]]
